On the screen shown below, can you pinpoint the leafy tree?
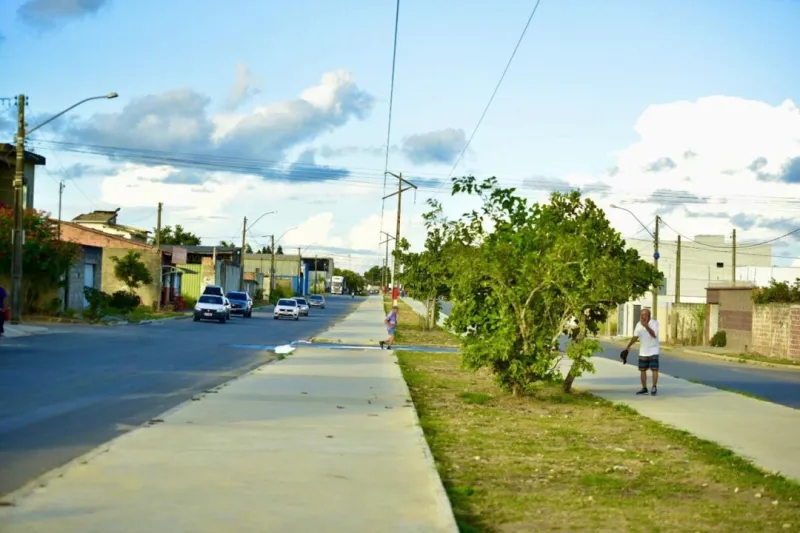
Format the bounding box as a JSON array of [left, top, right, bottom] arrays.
[[334, 268, 365, 294], [0, 205, 81, 311], [396, 201, 453, 328], [260, 245, 273, 254], [276, 245, 284, 255], [438, 177, 662, 395], [111, 250, 154, 295], [245, 243, 253, 253], [219, 240, 235, 247], [752, 279, 800, 303], [151, 224, 201, 246], [364, 265, 390, 285]]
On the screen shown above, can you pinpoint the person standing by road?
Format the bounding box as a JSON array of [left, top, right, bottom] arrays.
[[380, 305, 399, 350], [0, 284, 7, 337], [622, 308, 660, 396]]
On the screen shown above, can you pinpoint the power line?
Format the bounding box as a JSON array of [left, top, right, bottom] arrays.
[[659, 218, 800, 250], [447, 0, 544, 178], [381, 0, 402, 237]]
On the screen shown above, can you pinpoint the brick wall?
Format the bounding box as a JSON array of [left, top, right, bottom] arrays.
[[750, 304, 800, 359], [101, 248, 161, 306]]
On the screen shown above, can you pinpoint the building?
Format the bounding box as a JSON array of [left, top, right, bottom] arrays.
[[0, 143, 45, 209], [617, 234, 773, 339], [59, 221, 159, 310], [162, 245, 244, 301], [736, 266, 800, 287], [72, 209, 150, 243]]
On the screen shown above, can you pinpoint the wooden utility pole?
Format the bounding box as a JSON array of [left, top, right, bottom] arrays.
[[732, 228, 737, 287], [383, 172, 417, 304], [314, 255, 318, 294], [10, 95, 26, 324], [57, 181, 65, 240], [270, 234, 276, 295], [380, 230, 395, 293], [672, 235, 681, 342], [297, 247, 302, 295], [239, 216, 247, 291], [652, 215, 660, 320], [155, 202, 163, 310]]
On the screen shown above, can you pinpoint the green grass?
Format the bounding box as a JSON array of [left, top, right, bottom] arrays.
[[396, 351, 800, 532]]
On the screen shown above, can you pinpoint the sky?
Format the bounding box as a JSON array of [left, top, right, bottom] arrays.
[[1, 0, 799, 274]]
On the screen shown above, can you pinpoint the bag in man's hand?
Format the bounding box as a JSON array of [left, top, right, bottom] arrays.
[[620, 349, 629, 365]]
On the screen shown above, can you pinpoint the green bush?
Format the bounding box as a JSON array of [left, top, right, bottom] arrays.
[[710, 330, 727, 348], [183, 296, 197, 310], [269, 285, 294, 304], [110, 290, 141, 313], [83, 287, 111, 320]]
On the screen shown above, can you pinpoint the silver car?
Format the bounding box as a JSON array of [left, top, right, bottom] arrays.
[[292, 297, 310, 316]]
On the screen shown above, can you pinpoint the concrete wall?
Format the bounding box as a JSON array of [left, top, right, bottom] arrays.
[[101, 248, 161, 306], [751, 304, 800, 360], [706, 286, 754, 351], [63, 245, 103, 311], [672, 303, 706, 345], [626, 234, 772, 301], [243, 254, 301, 277]]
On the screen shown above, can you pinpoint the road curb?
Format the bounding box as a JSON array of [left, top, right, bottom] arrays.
[[601, 337, 800, 371]]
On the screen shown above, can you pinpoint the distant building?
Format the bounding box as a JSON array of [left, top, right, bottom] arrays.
[[72, 208, 150, 243], [617, 234, 773, 338], [736, 266, 800, 287], [0, 143, 46, 209]]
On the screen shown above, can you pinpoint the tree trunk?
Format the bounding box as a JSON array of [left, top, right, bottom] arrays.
[[563, 365, 577, 393]]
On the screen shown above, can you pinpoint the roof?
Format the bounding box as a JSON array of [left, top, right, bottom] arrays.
[[73, 209, 120, 223], [245, 253, 300, 261], [58, 221, 154, 249], [0, 144, 47, 165], [161, 245, 239, 254]]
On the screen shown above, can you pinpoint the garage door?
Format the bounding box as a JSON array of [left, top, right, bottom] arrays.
[[83, 263, 96, 308]]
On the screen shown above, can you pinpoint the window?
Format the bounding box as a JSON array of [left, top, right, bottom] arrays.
[[198, 295, 223, 304], [716, 262, 724, 268], [278, 299, 296, 306], [658, 278, 668, 296]]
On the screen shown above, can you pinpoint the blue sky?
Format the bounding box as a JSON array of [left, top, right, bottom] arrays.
[[1, 0, 799, 271]]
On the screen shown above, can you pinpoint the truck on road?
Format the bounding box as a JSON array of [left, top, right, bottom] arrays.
[[331, 275, 344, 295]]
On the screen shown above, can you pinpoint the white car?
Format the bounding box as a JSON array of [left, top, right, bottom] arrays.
[[193, 294, 230, 323], [274, 298, 300, 321]]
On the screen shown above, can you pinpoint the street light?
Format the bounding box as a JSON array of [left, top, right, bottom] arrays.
[[610, 203, 661, 319], [240, 210, 278, 290], [10, 92, 118, 324]]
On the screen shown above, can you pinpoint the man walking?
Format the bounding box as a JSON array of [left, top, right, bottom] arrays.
[[622, 308, 660, 396], [380, 305, 399, 350]]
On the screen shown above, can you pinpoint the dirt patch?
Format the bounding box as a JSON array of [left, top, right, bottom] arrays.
[[397, 350, 800, 533]]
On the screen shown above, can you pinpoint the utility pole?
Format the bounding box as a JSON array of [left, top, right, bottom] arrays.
[[57, 181, 65, 240], [652, 215, 660, 320], [672, 235, 681, 343], [10, 95, 26, 324], [270, 234, 276, 295], [314, 255, 318, 294], [155, 202, 163, 310], [383, 172, 417, 304], [732, 228, 737, 287], [240, 216, 247, 291], [380, 230, 395, 293], [297, 247, 302, 295]]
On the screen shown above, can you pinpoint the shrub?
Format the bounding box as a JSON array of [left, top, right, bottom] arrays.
[[110, 290, 141, 314], [83, 287, 111, 320], [183, 296, 197, 310], [710, 330, 727, 348], [269, 285, 294, 304]]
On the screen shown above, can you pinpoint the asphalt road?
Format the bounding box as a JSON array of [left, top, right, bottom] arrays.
[[438, 300, 800, 408], [0, 296, 360, 498]]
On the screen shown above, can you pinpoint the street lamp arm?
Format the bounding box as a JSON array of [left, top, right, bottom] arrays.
[[610, 204, 655, 239], [246, 210, 277, 232], [27, 93, 118, 136]]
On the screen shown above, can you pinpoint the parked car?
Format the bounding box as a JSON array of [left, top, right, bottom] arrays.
[[309, 294, 325, 309], [293, 297, 310, 316], [274, 298, 300, 320], [194, 294, 230, 323], [226, 291, 253, 318], [203, 285, 224, 297]]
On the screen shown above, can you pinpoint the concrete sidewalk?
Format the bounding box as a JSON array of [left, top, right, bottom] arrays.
[[2, 324, 50, 338], [570, 357, 800, 481], [0, 296, 457, 533]]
